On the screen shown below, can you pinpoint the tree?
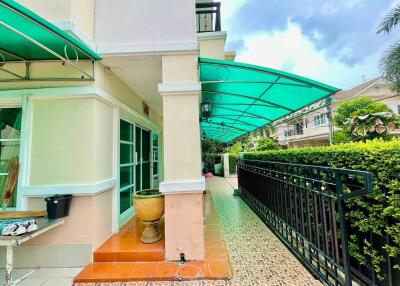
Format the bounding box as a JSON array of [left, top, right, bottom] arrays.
[[333, 96, 399, 142], [256, 137, 279, 151], [228, 141, 243, 156], [377, 3, 400, 93]]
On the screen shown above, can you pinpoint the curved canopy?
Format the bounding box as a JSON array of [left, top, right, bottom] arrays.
[[0, 0, 101, 62], [199, 58, 340, 143]]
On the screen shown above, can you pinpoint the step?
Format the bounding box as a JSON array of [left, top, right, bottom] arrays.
[[73, 260, 232, 283], [93, 249, 164, 262]]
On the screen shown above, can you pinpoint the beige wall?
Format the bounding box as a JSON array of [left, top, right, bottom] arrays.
[[95, 0, 197, 48], [26, 189, 113, 249], [163, 93, 201, 181], [160, 53, 204, 261], [164, 193, 204, 260], [29, 97, 114, 185], [16, 0, 95, 40], [96, 64, 163, 129], [94, 99, 114, 182], [161, 55, 198, 84], [30, 98, 96, 185], [198, 35, 226, 60]]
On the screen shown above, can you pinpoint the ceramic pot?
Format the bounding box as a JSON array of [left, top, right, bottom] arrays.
[[133, 189, 164, 243]]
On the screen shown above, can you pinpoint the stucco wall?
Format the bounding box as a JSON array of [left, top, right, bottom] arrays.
[[198, 35, 226, 59], [16, 0, 95, 40], [29, 97, 114, 185], [95, 64, 163, 129], [26, 189, 113, 248], [30, 98, 96, 185], [95, 0, 197, 48]]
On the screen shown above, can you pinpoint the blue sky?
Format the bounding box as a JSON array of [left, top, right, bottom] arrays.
[[222, 0, 399, 89]]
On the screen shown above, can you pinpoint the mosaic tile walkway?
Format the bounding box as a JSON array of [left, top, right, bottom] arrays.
[[76, 177, 321, 286]]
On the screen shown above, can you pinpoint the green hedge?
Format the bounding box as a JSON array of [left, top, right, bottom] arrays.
[[228, 154, 238, 175], [243, 139, 400, 278]]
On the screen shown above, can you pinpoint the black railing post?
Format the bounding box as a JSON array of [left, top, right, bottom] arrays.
[[237, 159, 375, 286], [336, 171, 352, 286], [215, 2, 221, 31]]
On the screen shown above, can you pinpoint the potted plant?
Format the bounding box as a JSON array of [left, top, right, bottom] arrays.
[[133, 189, 164, 243]]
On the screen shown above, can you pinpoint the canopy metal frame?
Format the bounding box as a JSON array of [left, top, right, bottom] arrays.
[[199, 58, 340, 143], [0, 1, 99, 82]]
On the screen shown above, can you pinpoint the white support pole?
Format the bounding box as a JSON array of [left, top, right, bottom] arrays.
[[223, 153, 230, 177], [5, 245, 13, 286]]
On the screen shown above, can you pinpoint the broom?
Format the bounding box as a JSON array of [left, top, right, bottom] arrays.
[[2, 158, 20, 209]]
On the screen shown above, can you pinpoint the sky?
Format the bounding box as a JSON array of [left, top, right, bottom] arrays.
[[221, 0, 399, 89]]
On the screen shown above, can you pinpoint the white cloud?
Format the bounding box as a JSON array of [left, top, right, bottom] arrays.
[[234, 22, 381, 89], [221, 0, 250, 29]]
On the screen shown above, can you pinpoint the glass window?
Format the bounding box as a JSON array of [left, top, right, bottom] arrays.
[[0, 108, 22, 209], [119, 119, 134, 214], [314, 113, 327, 127]]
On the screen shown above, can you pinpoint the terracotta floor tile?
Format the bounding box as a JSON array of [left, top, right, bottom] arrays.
[[75, 183, 231, 284]]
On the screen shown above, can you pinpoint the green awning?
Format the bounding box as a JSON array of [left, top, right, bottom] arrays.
[[0, 0, 101, 62], [199, 58, 340, 143]]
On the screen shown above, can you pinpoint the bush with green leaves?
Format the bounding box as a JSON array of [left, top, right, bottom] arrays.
[[243, 139, 400, 280], [256, 137, 279, 151], [333, 96, 399, 142], [228, 154, 238, 174]]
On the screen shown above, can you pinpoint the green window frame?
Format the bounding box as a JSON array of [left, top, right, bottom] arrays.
[[0, 108, 22, 210], [152, 133, 159, 178], [119, 119, 135, 215]]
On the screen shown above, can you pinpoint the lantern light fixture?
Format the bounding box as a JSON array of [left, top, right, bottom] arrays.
[[201, 101, 212, 118]]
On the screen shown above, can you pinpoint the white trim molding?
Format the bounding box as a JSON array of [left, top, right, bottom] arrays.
[[54, 20, 97, 51], [22, 178, 117, 197], [0, 86, 162, 133], [159, 176, 205, 194], [98, 42, 199, 57], [158, 82, 201, 95], [197, 31, 227, 42]]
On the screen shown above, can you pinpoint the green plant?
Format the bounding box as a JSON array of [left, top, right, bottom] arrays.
[[334, 96, 399, 141], [243, 139, 400, 278], [228, 141, 243, 156], [377, 3, 400, 93], [228, 154, 238, 174], [256, 137, 279, 151]]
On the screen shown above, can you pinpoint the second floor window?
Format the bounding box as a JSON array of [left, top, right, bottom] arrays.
[[314, 113, 327, 127]]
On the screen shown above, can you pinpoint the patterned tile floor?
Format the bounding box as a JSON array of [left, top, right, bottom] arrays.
[[76, 177, 321, 286]]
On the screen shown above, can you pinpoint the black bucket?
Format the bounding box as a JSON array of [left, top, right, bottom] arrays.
[[44, 194, 73, 219]]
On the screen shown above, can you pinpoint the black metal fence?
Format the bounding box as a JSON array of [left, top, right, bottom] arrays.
[[196, 2, 221, 33], [237, 159, 379, 286]]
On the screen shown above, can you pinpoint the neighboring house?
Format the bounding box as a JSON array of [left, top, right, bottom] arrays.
[[0, 0, 233, 268], [275, 77, 400, 148]]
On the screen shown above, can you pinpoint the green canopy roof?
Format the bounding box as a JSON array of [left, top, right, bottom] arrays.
[[199, 58, 340, 143], [0, 0, 101, 62]]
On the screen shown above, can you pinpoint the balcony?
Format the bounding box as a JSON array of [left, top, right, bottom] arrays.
[[196, 2, 221, 33]]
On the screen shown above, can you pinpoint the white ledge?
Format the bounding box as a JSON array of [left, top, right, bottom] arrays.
[[197, 31, 227, 42], [98, 42, 199, 57], [160, 177, 205, 194], [158, 82, 201, 95], [22, 179, 116, 197]]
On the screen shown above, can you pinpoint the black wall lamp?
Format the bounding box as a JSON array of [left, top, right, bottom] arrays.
[[201, 100, 212, 118]]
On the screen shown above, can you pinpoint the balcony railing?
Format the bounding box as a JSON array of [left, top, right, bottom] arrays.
[[196, 2, 221, 33]]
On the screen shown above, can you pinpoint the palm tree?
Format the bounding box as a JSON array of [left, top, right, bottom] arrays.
[[377, 3, 400, 93]]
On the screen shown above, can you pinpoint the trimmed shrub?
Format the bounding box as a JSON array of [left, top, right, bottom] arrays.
[[243, 139, 400, 280], [228, 154, 238, 175]]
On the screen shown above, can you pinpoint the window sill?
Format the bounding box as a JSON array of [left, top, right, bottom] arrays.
[[22, 178, 117, 197]]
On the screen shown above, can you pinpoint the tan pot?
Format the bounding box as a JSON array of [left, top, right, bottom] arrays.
[[133, 189, 164, 243]]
